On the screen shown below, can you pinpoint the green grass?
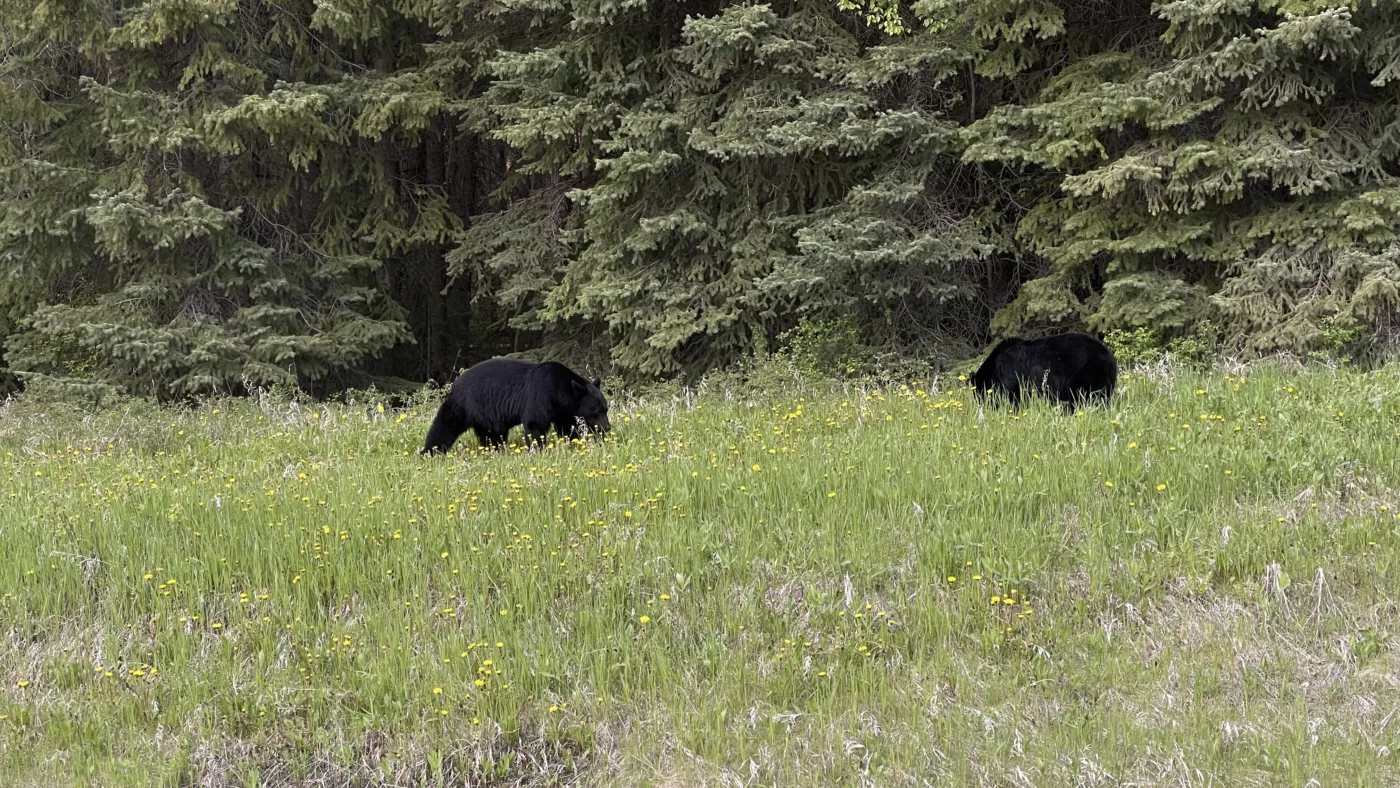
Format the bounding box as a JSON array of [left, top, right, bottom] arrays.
[[2, 361, 1399, 786]]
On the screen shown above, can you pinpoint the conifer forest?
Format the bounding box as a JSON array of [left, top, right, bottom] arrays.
[[4, 0, 1399, 398]]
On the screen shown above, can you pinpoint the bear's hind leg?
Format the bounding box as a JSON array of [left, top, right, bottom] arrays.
[[1051, 380, 1080, 412], [1065, 379, 1111, 412]]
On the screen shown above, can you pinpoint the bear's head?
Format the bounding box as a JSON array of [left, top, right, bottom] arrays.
[[968, 363, 997, 396], [571, 377, 611, 438], [969, 337, 1022, 398]]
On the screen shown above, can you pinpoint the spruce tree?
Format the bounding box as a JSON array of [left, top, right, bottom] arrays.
[[0, 0, 494, 399], [6, 0, 1399, 398], [961, 0, 1400, 354], [456, 1, 991, 377]]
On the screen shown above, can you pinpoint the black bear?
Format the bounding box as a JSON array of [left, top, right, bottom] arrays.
[[969, 332, 1117, 411], [421, 359, 611, 455]]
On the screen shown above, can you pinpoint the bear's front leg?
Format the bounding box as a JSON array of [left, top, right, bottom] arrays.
[[421, 398, 467, 455], [1004, 382, 1022, 410], [553, 418, 580, 444], [523, 421, 551, 450], [474, 427, 509, 451]]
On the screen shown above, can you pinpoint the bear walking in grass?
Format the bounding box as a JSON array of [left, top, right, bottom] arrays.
[[969, 332, 1117, 411], [421, 359, 611, 455]]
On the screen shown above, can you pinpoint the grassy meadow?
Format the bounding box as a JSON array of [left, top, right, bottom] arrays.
[[2, 361, 1400, 786]]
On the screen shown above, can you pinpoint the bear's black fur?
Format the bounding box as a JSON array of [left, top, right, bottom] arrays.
[[969, 332, 1117, 411], [421, 359, 611, 455]]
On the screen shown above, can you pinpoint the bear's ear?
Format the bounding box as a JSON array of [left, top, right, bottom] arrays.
[[570, 379, 587, 395], [592, 377, 602, 387]]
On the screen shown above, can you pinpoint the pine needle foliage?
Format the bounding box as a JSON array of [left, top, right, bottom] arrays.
[[962, 0, 1400, 354], [3, 0, 1399, 396], [452, 0, 991, 378]]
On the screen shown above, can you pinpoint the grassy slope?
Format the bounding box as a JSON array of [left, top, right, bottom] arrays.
[[1, 362, 1399, 786]]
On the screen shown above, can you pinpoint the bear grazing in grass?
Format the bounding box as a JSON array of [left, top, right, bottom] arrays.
[[969, 332, 1117, 411], [421, 358, 611, 455]]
